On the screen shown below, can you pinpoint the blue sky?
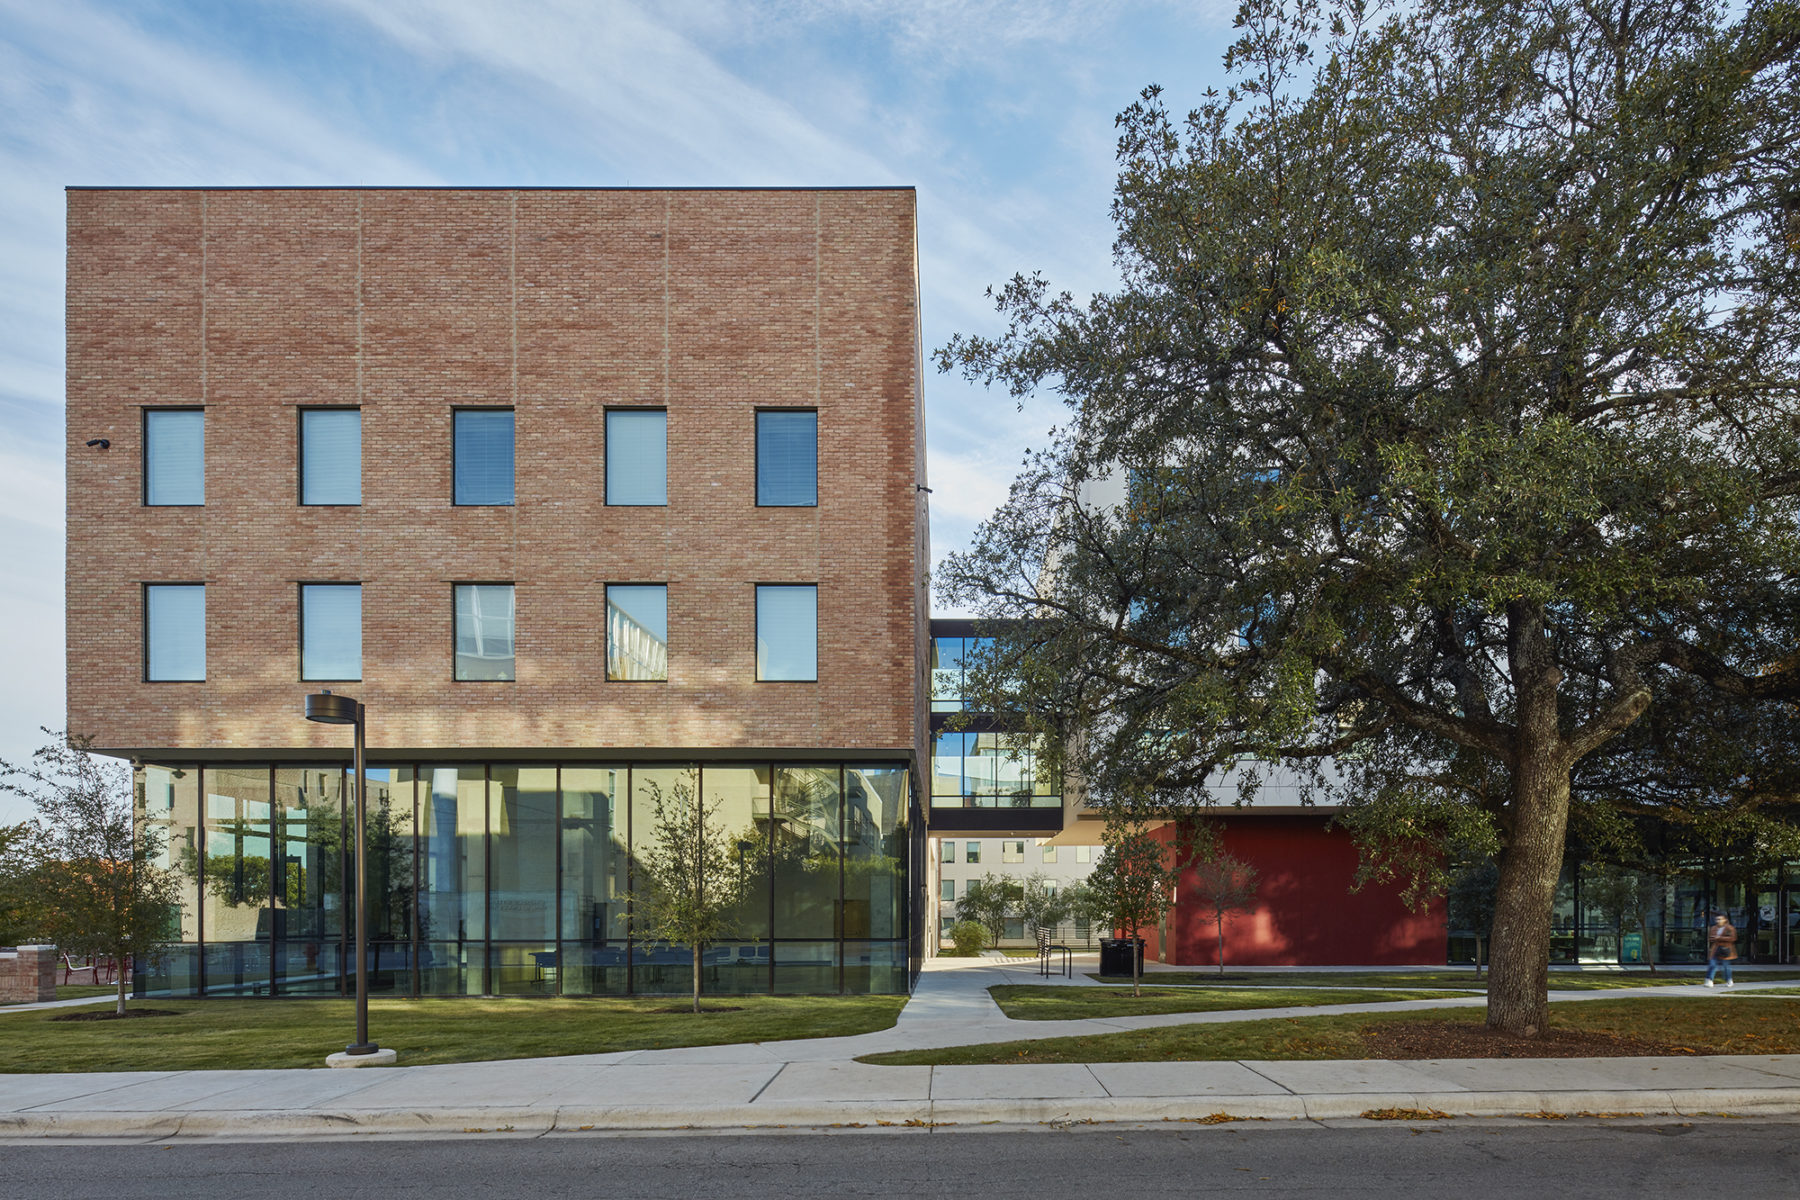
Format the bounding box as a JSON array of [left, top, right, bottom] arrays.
[[0, 0, 1239, 816]]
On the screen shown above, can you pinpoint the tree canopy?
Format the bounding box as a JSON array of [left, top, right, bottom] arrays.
[[0, 732, 183, 1015], [939, 0, 1800, 1033]]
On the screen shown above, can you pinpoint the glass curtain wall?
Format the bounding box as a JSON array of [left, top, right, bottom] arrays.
[[138, 759, 915, 997], [1447, 854, 1800, 966], [136, 766, 201, 996]]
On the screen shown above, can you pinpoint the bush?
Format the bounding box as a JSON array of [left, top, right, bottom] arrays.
[[949, 921, 989, 956]]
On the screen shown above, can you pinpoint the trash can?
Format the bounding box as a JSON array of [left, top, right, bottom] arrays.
[[1098, 938, 1145, 977]]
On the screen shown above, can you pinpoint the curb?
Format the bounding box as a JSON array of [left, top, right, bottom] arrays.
[[5, 1089, 1800, 1139]]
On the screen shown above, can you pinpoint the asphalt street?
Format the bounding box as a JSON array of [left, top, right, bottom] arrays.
[[4, 1120, 1797, 1199]]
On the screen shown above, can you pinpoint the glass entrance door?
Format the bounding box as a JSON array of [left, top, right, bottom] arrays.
[[1786, 889, 1800, 965], [1750, 887, 1780, 962]]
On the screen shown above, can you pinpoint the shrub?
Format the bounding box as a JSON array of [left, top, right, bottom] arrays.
[[949, 921, 989, 956]]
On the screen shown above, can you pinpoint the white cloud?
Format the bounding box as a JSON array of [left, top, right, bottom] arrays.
[[319, 0, 898, 185]]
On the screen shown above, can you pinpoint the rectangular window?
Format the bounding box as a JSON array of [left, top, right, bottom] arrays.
[[755, 584, 817, 681], [1075, 845, 1092, 864], [756, 409, 817, 506], [454, 583, 515, 680], [453, 409, 514, 505], [965, 841, 980, 864], [940, 879, 955, 903], [144, 409, 204, 505], [1002, 840, 1025, 864], [145, 584, 205, 680], [606, 584, 668, 681], [300, 584, 362, 680], [1042, 842, 1057, 864], [605, 409, 667, 505], [941, 841, 956, 864], [300, 409, 361, 505]]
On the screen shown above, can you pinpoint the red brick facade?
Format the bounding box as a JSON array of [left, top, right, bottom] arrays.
[[66, 188, 926, 762]]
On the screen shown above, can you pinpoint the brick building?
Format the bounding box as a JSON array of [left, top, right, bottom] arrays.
[[65, 187, 929, 997]]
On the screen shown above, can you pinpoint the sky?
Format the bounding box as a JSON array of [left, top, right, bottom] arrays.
[[0, 0, 1241, 820]]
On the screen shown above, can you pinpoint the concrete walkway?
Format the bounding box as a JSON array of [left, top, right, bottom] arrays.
[[3, 957, 1798, 1138]]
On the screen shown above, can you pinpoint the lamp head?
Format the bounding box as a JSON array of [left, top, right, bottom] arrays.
[[304, 690, 361, 725]]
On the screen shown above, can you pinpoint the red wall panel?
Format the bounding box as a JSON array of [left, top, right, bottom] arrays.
[[1163, 816, 1446, 967]]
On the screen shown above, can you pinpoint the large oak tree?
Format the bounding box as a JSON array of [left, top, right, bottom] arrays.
[[939, 0, 1800, 1033]]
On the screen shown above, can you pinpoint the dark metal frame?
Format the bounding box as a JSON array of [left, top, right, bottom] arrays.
[[450, 407, 516, 507], [142, 582, 207, 683], [752, 407, 818, 508], [141, 405, 205, 508], [297, 582, 364, 683], [752, 584, 819, 682], [295, 406, 362, 507], [451, 582, 518, 682], [602, 583, 670, 682], [601, 407, 669, 507]]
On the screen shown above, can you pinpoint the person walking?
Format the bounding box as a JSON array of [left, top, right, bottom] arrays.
[[1704, 913, 1737, 987]]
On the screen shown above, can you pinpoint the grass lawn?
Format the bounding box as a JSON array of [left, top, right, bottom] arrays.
[[859, 996, 1800, 1066], [0, 994, 906, 1073], [1103, 969, 1800, 991], [992, 984, 1461, 1020]]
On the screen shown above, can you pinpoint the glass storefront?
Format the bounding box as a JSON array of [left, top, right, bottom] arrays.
[[135, 759, 916, 997], [1450, 854, 1800, 966]]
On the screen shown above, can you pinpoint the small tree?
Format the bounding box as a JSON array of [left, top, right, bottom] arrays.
[[1191, 853, 1259, 977], [1015, 871, 1072, 938], [1447, 859, 1500, 980], [1061, 881, 1111, 947], [956, 873, 1018, 944], [1086, 816, 1188, 997], [1584, 864, 1661, 973], [0, 732, 182, 1016], [0, 821, 42, 946], [632, 777, 747, 1013]]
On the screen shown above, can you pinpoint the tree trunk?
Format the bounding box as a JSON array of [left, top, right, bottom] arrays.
[[1216, 913, 1225, 976], [691, 944, 702, 1014], [1132, 928, 1141, 997], [1485, 748, 1572, 1034], [115, 967, 127, 1017]]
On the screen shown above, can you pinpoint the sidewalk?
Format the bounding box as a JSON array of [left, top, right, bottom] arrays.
[[3, 957, 1798, 1139]]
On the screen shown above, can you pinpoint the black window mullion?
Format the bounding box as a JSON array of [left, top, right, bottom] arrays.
[[767, 760, 775, 993], [838, 763, 846, 995], [625, 764, 634, 996], [196, 764, 207, 996], [483, 763, 493, 996], [267, 765, 278, 997], [554, 764, 564, 997], [410, 767, 421, 998]]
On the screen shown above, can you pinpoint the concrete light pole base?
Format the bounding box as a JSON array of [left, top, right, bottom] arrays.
[[326, 1048, 399, 1068]]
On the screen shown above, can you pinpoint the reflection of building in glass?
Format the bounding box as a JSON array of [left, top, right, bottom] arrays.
[[70, 187, 929, 997]]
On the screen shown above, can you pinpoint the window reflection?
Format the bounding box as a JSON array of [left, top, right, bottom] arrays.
[[454, 584, 515, 681], [138, 759, 916, 997], [606, 585, 668, 681]]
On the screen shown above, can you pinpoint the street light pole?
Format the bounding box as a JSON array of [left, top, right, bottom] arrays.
[[305, 689, 384, 1061]]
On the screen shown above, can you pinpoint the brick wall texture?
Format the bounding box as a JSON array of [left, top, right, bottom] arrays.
[[0, 946, 57, 1004], [67, 188, 927, 761]]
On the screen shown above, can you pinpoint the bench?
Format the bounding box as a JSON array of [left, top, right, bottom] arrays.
[[1036, 925, 1072, 979]]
